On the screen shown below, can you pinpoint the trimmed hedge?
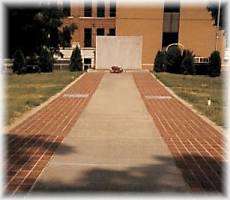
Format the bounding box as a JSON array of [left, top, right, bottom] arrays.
[[12, 49, 25, 74], [209, 50, 221, 77], [180, 50, 196, 75], [38, 47, 53, 72], [164, 46, 182, 73], [154, 50, 166, 72], [153, 48, 222, 77], [195, 63, 210, 75], [70, 46, 83, 71]]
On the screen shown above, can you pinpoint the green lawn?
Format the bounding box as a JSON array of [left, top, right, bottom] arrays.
[[6, 71, 82, 126], [155, 72, 224, 127]]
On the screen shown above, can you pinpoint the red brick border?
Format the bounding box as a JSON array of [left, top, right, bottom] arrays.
[[133, 72, 224, 192], [5, 72, 104, 195]]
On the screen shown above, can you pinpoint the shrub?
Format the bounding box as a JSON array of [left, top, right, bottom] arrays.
[[164, 45, 182, 73], [26, 54, 38, 66], [209, 50, 221, 77], [21, 65, 41, 74], [38, 47, 53, 72], [70, 46, 82, 71], [180, 50, 196, 75], [154, 50, 166, 72], [12, 49, 25, 74], [195, 63, 210, 75]]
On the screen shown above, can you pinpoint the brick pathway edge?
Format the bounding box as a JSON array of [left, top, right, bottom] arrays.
[[133, 72, 224, 192], [5, 72, 86, 133], [5, 72, 104, 195], [151, 73, 223, 134]]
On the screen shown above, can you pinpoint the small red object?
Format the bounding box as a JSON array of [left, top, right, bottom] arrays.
[[110, 66, 123, 73]]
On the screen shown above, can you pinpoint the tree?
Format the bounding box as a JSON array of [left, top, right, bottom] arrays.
[[61, 23, 77, 48], [70, 46, 83, 71], [32, 7, 65, 52], [207, 2, 226, 30], [7, 6, 65, 57], [12, 49, 25, 74], [38, 47, 53, 72], [164, 45, 182, 73], [209, 51, 221, 77], [180, 50, 196, 75], [154, 50, 166, 72]]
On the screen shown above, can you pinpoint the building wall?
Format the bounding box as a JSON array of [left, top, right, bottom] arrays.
[[179, 5, 225, 59], [62, 0, 115, 48], [116, 5, 164, 70], [63, 1, 225, 70]]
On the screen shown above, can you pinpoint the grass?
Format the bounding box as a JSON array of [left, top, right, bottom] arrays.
[[5, 71, 83, 126], [155, 72, 224, 127]]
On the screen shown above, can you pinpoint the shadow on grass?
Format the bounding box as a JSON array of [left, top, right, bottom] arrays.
[[30, 155, 224, 194]]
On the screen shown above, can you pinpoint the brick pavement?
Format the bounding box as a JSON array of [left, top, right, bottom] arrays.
[[5, 71, 225, 194], [31, 72, 189, 193], [5, 72, 103, 195], [133, 72, 224, 193]]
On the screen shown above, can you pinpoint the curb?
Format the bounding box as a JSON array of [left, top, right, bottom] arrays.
[[150, 72, 223, 134], [5, 72, 86, 133]]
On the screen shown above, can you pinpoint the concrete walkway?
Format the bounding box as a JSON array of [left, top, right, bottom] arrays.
[[31, 73, 188, 192]]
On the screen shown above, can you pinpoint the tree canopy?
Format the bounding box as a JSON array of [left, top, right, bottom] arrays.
[[7, 5, 76, 58], [207, 2, 226, 30]]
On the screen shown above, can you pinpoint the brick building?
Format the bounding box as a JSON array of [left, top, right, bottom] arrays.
[[60, 0, 226, 70]]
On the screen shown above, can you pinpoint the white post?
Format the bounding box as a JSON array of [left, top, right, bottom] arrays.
[[217, 0, 221, 29], [215, 0, 221, 50]]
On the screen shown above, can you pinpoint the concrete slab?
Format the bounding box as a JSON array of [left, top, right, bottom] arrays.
[[45, 137, 170, 165], [31, 164, 187, 192], [96, 36, 142, 69], [31, 73, 189, 193]]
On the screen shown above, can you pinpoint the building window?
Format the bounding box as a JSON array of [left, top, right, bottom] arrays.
[[163, 12, 180, 33], [97, 1, 105, 17], [63, 0, 71, 16], [108, 28, 116, 36], [110, 2, 116, 17], [162, 33, 179, 47], [162, 2, 180, 48], [83, 58, 91, 70], [84, 0, 92, 17], [97, 28, 105, 36], [84, 28, 92, 47], [164, 1, 180, 13]]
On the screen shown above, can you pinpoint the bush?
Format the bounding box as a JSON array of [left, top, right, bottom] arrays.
[[12, 49, 25, 74], [164, 45, 182, 73], [21, 65, 41, 74], [154, 50, 166, 72], [70, 46, 82, 71], [195, 63, 210, 75], [38, 47, 53, 72], [209, 50, 221, 77], [26, 55, 38, 66], [180, 50, 196, 75]]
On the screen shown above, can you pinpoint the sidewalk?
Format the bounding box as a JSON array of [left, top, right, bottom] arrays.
[[31, 73, 188, 193], [5, 72, 103, 194], [5, 71, 224, 195], [133, 72, 224, 192]]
